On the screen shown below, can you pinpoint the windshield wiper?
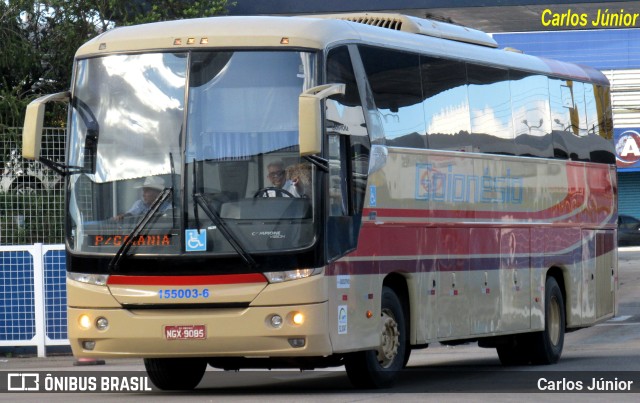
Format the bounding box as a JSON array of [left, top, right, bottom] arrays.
[[108, 187, 172, 272], [193, 193, 257, 269], [191, 161, 257, 269]]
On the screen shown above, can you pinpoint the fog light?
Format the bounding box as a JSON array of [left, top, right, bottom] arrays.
[[82, 341, 96, 350], [96, 317, 109, 331], [292, 312, 304, 325], [270, 315, 283, 328], [288, 338, 306, 348], [79, 314, 91, 330]]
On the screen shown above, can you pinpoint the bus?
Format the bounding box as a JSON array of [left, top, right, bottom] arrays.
[[22, 13, 617, 390]]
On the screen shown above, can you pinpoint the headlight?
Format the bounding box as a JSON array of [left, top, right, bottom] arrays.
[[263, 268, 323, 283], [67, 272, 109, 286]]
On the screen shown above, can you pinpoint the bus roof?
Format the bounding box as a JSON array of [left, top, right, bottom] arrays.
[[76, 14, 608, 86]]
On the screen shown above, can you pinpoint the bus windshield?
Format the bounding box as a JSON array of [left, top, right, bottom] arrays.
[[67, 50, 317, 258]]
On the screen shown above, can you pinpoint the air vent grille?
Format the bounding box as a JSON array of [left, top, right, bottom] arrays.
[[309, 13, 498, 48], [342, 16, 403, 31]]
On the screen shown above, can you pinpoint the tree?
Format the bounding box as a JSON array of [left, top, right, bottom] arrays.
[[112, 0, 232, 25], [0, 0, 234, 128], [0, 1, 40, 128]]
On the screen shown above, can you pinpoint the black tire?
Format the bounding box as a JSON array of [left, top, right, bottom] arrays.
[[531, 276, 565, 364], [402, 346, 412, 369], [144, 357, 207, 390], [344, 286, 407, 389]]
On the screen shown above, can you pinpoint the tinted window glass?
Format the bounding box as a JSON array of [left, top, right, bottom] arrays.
[[599, 86, 614, 140], [572, 81, 588, 137], [510, 71, 553, 158], [586, 84, 615, 163], [548, 78, 613, 162], [549, 79, 573, 135], [325, 45, 371, 259], [359, 46, 425, 147], [421, 57, 471, 151], [326, 46, 368, 216], [584, 83, 600, 137], [467, 64, 514, 154], [549, 78, 574, 159]]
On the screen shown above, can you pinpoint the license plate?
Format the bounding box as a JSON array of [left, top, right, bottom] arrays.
[[164, 325, 206, 340]]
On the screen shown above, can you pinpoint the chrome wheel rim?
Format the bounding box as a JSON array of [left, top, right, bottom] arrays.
[[548, 295, 561, 346], [377, 308, 400, 368]]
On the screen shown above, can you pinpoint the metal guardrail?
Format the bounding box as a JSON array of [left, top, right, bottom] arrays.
[[0, 243, 67, 357]]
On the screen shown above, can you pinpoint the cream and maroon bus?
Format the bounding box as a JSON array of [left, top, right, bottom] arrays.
[[23, 13, 617, 390]]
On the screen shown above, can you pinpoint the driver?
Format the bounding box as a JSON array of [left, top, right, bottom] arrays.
[[113, 176, 171, 221], [266, 161, 290, 189], [260, 161, 310, 198]]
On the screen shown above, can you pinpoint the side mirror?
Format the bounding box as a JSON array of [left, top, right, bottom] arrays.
[[298, 84, 345, 156], [22, 91, 70, 160]]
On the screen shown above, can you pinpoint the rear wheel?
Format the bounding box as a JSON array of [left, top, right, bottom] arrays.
[[344, 286, 407, 389], [531, 276, 565, 364], [144, 357, 207, 390]]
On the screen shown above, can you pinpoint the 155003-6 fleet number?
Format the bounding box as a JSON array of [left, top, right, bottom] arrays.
[[158, 288, 210, 299]]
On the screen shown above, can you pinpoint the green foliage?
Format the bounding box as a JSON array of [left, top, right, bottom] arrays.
[[113, 0, 233, 25], [0, 0, 234, 128], [0, 1, 38, 128]]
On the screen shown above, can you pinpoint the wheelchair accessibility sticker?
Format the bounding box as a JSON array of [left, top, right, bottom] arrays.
[[185, 229, 207, 252], [369, 185, 377, 207]]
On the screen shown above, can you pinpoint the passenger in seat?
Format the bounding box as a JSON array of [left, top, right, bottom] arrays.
[[285, 163, 311, 198]]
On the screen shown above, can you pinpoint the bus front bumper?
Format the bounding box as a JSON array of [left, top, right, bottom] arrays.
[[68, 302, 333, 358]]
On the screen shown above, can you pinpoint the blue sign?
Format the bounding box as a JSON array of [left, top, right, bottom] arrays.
[[185, 229, 207, 252], [615, 128, 640, 172], [369, 185, 377, 207]]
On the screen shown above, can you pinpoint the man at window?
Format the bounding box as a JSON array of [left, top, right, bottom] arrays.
[[113, 176, 171, 221]]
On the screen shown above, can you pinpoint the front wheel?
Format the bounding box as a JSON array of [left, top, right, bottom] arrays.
[[144, 357, 207, 390], [344, 286, 407, 389]]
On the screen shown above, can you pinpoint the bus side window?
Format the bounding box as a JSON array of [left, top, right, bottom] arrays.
[[421, 57, 471, 151], [326, 120, 369, 217], [467, 64, 515, 154], [325, 46, 368, 217], [325, 45, 370, 259], [357, 45, 424, 146], [510, 71, 553, 158]]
